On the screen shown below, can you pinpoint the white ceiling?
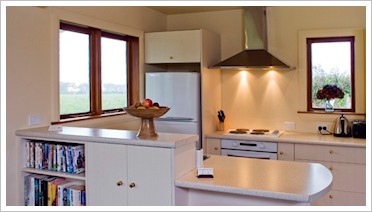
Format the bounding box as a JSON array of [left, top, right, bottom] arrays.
[[147, 6, 244, 15]]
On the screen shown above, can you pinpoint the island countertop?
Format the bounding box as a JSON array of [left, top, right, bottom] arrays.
[[15, 126, 198, 149], [176, 155, 333, 205]]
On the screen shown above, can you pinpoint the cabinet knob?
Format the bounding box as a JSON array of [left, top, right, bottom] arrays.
[[129, 182, 136, 188], [214, 147, 219, 150], [279, 151, 284, 155], [329, 150, 334, 154], [329, 166, 333, 171], [329, 194, 334, 199], [170, 56, 173, 60], [116, 181, 123, 186]]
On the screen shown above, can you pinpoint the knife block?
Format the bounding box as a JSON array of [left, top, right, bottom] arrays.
[[217, 121, 225, 131]]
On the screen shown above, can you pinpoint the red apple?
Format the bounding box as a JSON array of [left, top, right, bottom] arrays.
[[142, 98, 153, 108]]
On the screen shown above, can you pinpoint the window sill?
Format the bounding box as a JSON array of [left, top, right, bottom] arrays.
[[297, 111, 366, 116], [51, 112, 127, 125]]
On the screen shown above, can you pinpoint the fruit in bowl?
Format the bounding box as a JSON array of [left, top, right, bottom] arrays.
[[125, 99, 169, 119]]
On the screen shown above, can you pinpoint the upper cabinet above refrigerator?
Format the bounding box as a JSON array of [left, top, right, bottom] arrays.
[[145, 30, 201, 63]]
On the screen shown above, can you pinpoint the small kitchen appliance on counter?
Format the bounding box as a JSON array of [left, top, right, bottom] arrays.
[[352, 120, 366, 138], [334, 114, 352, 137]]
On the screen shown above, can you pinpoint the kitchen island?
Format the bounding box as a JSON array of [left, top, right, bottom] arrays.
[[175, 155, 333, 206], [16, 126, 332, 206]]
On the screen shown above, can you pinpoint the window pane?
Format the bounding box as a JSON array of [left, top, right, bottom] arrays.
[[311, 41, 352, 109], [101, 37, 128, 110], [59, 30, 90, 115]]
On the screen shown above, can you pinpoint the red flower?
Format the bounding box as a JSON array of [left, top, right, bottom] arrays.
[[316, 85, 344, 100]]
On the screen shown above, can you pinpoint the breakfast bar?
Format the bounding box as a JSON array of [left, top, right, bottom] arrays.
[[175, 155, 333, 206]]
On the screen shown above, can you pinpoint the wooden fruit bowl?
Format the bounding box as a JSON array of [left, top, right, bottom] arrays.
[[124, 107, 170, 139], [124, 107, 170, 119]]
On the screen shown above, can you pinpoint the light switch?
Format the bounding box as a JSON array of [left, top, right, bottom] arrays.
[[28, 115, 41, 126]]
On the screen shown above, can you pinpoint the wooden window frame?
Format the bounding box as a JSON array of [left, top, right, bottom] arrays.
[[59, 22, 139, 120], [306, 36, 355, 112]]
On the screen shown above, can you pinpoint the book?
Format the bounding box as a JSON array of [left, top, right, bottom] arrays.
[[72, 145, 85, 174], [69, 185, 85, 206], [32, 174, 48, 206], [45, 176, 57, 206], [81, 190, 86, 206], [57, 180, 84, 206], [24, 174, 36, 206], [50, 177, 66, 206], [66, 146, 74, 173], [65, 144, 85, 174], [56, 144, 63, 172], [29, 141, 35, 168]]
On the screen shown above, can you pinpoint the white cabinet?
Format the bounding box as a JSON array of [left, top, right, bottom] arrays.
[[127, 145, 172, 205], [295, 144, 366, 206], [86, 142, 173, 206], [206, 138, 221, 155], [85, 143, 127, 206], [277, 143, 294, 161], [145, 30, 201, 63]]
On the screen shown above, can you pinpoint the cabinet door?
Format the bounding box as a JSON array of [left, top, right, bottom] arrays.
[[277, 143, 294, 161], [85, 143, 127, 206], [145, 30, 201, 63], [206, 138, 221, 155], [127, 146, 172, 206]]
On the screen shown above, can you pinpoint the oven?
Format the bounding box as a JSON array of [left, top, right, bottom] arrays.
[[221, 139, 278, 160]]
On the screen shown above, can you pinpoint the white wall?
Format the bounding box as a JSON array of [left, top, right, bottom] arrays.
[[5, 6, 166, 205], [167, 6, 366, 132]]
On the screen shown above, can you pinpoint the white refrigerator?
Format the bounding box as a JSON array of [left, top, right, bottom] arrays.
[[145, 72, 201, 147]]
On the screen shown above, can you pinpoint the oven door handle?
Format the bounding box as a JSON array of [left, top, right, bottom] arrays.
[[226, 153, 273, 160]]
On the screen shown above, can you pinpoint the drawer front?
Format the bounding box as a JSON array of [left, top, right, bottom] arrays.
[[312, 189, 366, 206], [297, 160, 366, 193], [295, 144, 365, 164]]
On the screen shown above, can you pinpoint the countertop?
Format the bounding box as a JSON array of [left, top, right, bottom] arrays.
[[175, 155, 333, 203], [206, 131, 366, 147], [16, 126, 198, 149]]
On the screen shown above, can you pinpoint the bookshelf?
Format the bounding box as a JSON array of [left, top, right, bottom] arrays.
[[17, 126, 197, 206]]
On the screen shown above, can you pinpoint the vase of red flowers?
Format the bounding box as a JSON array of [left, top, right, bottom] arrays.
[[316, 85, 344, 112]]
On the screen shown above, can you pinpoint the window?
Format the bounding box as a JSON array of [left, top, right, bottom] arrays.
[[59, 22, 139, 120], [307, 36, 355, 112]]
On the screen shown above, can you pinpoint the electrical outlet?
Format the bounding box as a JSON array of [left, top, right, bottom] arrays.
[[317, 124, 328, 131], [284, 122, 296, 130]]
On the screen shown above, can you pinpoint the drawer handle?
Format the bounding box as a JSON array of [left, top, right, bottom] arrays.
[[329, 194, 334, 199], [129, 182, 136, 188], [214, 147, 219, 150], [116, 181, 123, 186], [329, 150, 334, 154], [329, 166, 333, 171], [279, 151, 284, 155]]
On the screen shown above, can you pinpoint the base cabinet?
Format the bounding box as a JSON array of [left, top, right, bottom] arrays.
[[85, 143, 127, 206], [277, 143, 294, 161], [86, 142, 172, 206], [205, 138, 221, 155], [295, 144, 366, 206]]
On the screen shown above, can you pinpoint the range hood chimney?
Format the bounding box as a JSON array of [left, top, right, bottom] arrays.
[[210, 7, 293, 70]]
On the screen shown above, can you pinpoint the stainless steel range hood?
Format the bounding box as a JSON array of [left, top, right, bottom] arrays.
[[210, 7, 294, 70]]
